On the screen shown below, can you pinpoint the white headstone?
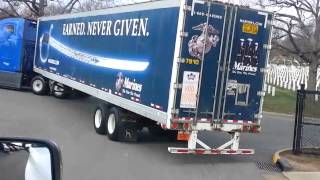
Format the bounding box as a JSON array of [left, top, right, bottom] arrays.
[[272, 86, 276, 96]]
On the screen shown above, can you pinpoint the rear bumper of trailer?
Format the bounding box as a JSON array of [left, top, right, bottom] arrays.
[[168, 131, 255, 155]]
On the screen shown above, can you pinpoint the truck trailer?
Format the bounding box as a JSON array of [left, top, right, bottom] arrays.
[[0, 18, 37, 89], [32, 0, 273, 154]]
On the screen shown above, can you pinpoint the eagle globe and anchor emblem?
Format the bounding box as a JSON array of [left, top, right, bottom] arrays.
[[188, 23, 220, 59]]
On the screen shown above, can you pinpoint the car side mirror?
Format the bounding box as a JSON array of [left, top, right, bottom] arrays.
[[0, 137, 62, 180]]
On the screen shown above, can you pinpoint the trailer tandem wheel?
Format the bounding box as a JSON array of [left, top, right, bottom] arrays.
[[106, 107, 124, 141], [93, 104, 109, 135], [51, 82, 71, 99]]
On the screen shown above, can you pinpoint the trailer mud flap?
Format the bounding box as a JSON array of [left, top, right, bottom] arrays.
[[118, 121, 138, 142]]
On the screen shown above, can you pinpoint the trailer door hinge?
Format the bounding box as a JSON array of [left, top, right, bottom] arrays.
[[254, 113, 263, 119], [267, 20, 273, 27], [257, 91, 266, 97], [260, 68, 269, 74], [180, 31, 189, 38], [263, 44, 272, 50], [184, 5, 192, 11], [174, 83, 183, 89], [171, 109, 179, 115], [177, 57, 186, 63]]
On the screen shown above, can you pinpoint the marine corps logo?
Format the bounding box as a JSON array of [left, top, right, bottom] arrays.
[[188, 23, 220, 59]]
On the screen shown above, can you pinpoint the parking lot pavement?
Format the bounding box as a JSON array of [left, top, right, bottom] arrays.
[[0, 89, 291, 180]]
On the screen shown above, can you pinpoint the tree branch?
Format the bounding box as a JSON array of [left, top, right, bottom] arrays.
[[23, 1, 39, 16], [0, 8, 18, 17], [65, 0, 79, 13], [3, 0, 19, 16], [62, 0, 78, 13]]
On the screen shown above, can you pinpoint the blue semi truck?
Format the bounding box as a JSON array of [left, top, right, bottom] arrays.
[[0, 18, 37, 89], [4, 0, 274, 154]]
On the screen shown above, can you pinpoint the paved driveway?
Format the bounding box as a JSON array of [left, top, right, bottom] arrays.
[[0, 89, 291, 180]]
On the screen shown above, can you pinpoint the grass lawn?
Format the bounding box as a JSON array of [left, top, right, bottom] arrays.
[[263, 87, 320, 118], [263, 87, 297, 115]]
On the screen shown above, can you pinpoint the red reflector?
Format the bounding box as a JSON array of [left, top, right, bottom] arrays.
[[195, 149, 205, 154], [183, 123, 190, 129], [252, 126, 260, 133], [177, 149, 189, 153], [172, 122, 178, 129], [211, 149, 220, 154], [227, 150, 237, 153], [242, 150, 252, 154]]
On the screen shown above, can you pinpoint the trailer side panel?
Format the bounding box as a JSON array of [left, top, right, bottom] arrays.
[[34, 3, 181, 123]]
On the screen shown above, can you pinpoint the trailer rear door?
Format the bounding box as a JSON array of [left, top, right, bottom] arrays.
[[219, 7, 272, 124], [172, 0, 227, 123], [172, 1, 272, 130]]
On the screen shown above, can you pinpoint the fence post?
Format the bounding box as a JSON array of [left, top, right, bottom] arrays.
[[292, 84, 305, 154]]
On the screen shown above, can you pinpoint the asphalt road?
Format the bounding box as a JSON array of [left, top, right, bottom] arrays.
[[0, 89, 293, 180]]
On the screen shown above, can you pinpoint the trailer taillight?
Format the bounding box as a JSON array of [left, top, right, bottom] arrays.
[[172, 122, 178, 129], [183, 123, 190, 129]]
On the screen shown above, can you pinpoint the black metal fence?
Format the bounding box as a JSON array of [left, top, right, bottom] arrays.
[[293, 84, 320, 155]]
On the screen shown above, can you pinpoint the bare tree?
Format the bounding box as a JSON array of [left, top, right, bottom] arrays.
[[75, 0, 115, 12], [262, 0, 320, 90], [0, 0, 145, 18], [0, 0, 20, 17], [0, 0, 81, 18]]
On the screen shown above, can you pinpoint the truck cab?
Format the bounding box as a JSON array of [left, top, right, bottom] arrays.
[[0, 18, 37, 89]]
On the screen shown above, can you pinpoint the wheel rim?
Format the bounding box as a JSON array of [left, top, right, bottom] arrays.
[[94, 109, 102, 128], [108, 114, 116, 134], [54, 84, 64, 96], [33, 79, 43, 92]]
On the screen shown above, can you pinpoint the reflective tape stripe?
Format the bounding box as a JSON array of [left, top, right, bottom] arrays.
[[168, 147, 254, 155], [223, 120, 254, 125]]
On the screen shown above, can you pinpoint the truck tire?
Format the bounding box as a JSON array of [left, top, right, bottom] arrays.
[[93, 104, 109, 135], [52, 82, 71, 99], [31, 76, 49, 95], [106, 107, 123, 141]]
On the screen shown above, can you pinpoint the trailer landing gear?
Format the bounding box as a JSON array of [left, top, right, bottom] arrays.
[[168, 131, 254, 155]]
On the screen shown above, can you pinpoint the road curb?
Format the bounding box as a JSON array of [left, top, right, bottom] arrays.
[[272, 148, 293, 171]]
